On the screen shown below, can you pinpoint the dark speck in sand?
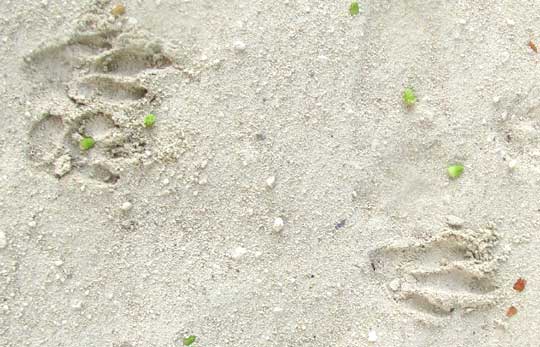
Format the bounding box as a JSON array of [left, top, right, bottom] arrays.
[[335, 219, 346, 230]]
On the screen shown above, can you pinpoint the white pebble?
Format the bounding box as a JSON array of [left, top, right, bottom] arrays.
[[368, 330, 378, 343], [508, 159, 518, 170], [445, 215, 464, 228], [28, 221, 37, 228], [0, 231, 6, 249], [388, 278, 401, 292], [273, 217, 284, 232], [265, 176, 276, 189], [120, 202, 132, 212], [233, 40, 247, 52], [230, 246, 247, 259]]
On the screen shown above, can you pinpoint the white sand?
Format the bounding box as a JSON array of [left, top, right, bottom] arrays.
[[0, 0, 538, 346]]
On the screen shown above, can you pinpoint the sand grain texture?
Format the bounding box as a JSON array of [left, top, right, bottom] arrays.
[[0, 0, 538, 346]]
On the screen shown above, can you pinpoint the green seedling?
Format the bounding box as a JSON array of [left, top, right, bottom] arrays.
[[403, 88, 417, 107], [80, 137, 95, 151], [183, 335, 196, 346], [144, 113, 156, 128], [447, 164, 464, 179], [349, 1, 360, 16]]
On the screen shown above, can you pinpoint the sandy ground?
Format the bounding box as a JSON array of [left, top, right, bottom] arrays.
[[0, 0, 539, 346]]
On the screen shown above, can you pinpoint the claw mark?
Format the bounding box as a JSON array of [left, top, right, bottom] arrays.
[[92, 45, 172, 75], [69, 75, 148, 105]]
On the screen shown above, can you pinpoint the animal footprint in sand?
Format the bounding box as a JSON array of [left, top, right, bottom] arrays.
[[25, 6, 179, 183], [28, 111, 146, 184], [26, 30, 172, 107], [497, 85, 540, 161], [369, 228, 507, 317]]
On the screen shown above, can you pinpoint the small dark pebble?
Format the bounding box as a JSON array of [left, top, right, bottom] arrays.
[[335, 219, 346, 230]]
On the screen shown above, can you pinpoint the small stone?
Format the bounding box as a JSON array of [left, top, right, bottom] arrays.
[[273, 217, 284, 232], [445, 215, 464, 228], [506, 18, 515, 26], [508, 159, 518, 170], [120, 202, 132, 212], [53, 260, 64, 267], [0, 231, 6, 249], [493, 96, 500, 104], [230, 246, 247, 259], [367, 330, 378, 343], [28, 221, 37, 228], [233, 40, 247, 52], [388, 278, 401, 292], [265, 176, 276, 189]]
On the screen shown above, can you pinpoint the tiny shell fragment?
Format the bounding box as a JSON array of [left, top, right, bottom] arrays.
[[506, 306, 517, 318], [529, 40, 538, 53], [513, 278, 527, 292], [111, 4, 126, 17]]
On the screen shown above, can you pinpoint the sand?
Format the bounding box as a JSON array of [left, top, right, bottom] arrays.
[[0, 0, 539, 346]]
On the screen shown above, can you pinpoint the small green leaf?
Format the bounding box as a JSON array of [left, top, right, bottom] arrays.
[[144, 114, 156, 128], [349, 1, 360, 16], [403, 88, 417, 107], [183, 335, 196, 346], [80, 137, 95, 151], [447, 164, 464, 179]]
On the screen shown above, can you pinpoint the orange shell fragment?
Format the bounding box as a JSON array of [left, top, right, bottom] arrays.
[[513, 278, 527, 292], [506, 306, 518, 318]]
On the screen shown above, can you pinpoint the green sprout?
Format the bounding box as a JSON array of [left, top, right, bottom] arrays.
[[349, 1, 360, 16], [80, 137, 95, 151], [183, 335, 196, 346], [403, 88, 417, 107], [447, 164, 464, 179], [144, 114, 156, 128]]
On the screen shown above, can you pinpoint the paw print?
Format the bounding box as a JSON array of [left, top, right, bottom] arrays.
[[369, 228, 508, 318], [24, 6, 177, 183]]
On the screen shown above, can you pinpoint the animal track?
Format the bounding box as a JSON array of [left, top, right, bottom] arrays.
[[496, 85, 540, 161], [68, 75, 149, 105], [91, 42, 172, 75], [369, 228, 506, 318], [25, 5, 177, 184], [27, 111, 142, 183]]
